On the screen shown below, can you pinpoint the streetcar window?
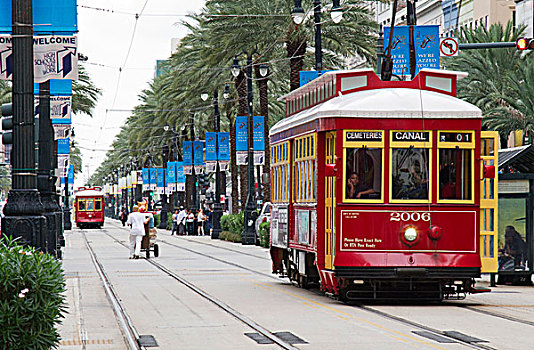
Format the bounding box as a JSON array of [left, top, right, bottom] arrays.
[[345, 148, 382, 200], [94, 200, 102, 211], [78, 200, 86, 211], [86, 200, 94, 211], [438, 149, 472, 200], [391, 148, 430, 200]]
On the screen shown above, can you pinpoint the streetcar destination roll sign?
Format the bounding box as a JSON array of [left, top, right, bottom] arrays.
[[345, 131, 382, 142], [392, 131, 430, 142]]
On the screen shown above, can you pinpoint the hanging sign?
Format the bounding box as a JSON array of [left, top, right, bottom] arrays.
[[57, 137, 70, 154], [156, 168, 165, 194], [58, 154, 69, 177], [205, 132, 217, 173], [194, 140, 204, 174], [149, 168, 157, 191], [253, 116, 265, 165], [34, 95, 72, 123], [142, 168, 149, 191], [383, 25, 439, 76], [218, 132, 230, 171], [166, 161, 176, 193], [176, 161, 185, 192], [235, 116, 265, 165], [53, 124, 71, 139], [131, 170, 138, 185], [183, 141, 193, 175], [0, 35, 78, 82], [0, 0, 78, 34]]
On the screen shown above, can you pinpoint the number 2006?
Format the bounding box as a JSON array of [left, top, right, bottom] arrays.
[[390, 212, 431, 222]]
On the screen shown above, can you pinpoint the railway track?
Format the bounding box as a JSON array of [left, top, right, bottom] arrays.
[[99, 222, 533, 349], [88, 228, 299, 350]]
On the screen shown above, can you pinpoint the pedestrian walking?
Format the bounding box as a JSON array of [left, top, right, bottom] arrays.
[[126, 205, 150, 259], [171, 210, 179, 235], [177, 207, 187, 235], [119, 207, 128, 226], [186, 209, 195, 235]]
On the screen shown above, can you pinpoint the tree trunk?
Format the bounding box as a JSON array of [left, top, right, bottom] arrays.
[[254, 64, 270, 203], [235, 70, 249, 211], [286, 36, 307, 91]]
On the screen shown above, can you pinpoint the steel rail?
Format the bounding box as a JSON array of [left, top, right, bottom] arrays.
[[100, 229, 298, 350], [81, 231, 144, 350]]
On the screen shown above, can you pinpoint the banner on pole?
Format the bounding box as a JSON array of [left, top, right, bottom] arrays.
[[166, 161, 176, 192], [218, 132, 230, 161], [149, 168, 157, 191], [176, 162, 185, 191], [35, 95, 72, 123], [53, 123, 71, 139], [142, 168, 149, 191], [183, 141, 193, 165], [0, 35, 79, 82], [236, 116, 248, 152], [156, 168, 165, 194], [57, 138, 70, 154], [205, 132, 217, 162], [193, 140, 204, 166]]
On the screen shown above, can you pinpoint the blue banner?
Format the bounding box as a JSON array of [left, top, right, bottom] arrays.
[[57, 138, 70, 154], [299, 70, 332, 87], [218, 132, 230, 161], [183, 141, 193, 166], [156, 168, 165, 188], [253, 116, 265, 151], [205, 132, 217, 161], [142, 168, 149, 184], [0, 0, 78, 34], [384, 25, 439, 76], [236, 116, 248, 152], [34, 79, 72, 96], [166, 161, 176, 184], [68, 164, 74, 183], [194, 140, 204, 166], [176, 162, 185, 183], [149, 168, 157, 184], [236, 116, 265, 151]]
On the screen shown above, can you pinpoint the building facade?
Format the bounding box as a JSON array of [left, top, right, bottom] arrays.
[[515, 0, 533, 36]]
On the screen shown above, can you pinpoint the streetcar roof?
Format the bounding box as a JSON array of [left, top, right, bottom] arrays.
[[271, 87, 481, 136], [74, 189, 104, 197]]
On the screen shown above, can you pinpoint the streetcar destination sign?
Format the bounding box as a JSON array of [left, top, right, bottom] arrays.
[[392, 131, 430, 142], [345, 131, 382, 142], [439, 132, 472, 143]]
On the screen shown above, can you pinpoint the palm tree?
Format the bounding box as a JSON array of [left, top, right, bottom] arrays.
[[443, 22, 529, 146], [72, 64, 101, 116]]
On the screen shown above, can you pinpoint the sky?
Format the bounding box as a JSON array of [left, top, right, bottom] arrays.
[[75, 0, 206, 187]]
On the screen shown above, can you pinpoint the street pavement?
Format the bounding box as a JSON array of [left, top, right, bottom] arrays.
[[58, 220, 534, 349]]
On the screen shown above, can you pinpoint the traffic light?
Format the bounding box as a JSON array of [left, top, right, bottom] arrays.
[[1, 103, 13, 144], [516, 38, 534, 50]]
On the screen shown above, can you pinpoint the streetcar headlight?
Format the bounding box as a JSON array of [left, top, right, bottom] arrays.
[[404, 227, 418, 242]]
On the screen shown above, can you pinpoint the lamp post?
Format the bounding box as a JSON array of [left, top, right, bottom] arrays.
[[201, 89, 223, 239], [231, 54, 269, 245], [291, 0, 343, 71]]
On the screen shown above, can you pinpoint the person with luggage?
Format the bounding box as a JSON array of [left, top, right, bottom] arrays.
[[126, 205, 150, 259]]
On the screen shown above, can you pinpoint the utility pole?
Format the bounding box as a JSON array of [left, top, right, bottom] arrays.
[[2, 0, 46, 248]]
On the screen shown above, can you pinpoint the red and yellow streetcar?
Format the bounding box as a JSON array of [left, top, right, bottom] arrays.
[[269, 68, 498, 300], [74, 186, 105, 229]]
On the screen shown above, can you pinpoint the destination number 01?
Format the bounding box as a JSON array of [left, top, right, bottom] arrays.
[[390, 212, 430, 222]]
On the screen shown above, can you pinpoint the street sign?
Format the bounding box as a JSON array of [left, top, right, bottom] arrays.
[[0, 35, 78, 82], [384, 25, 440, 76], [440, 37, 459, 57]]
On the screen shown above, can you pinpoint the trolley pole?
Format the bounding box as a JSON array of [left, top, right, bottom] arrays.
[[212, 90, 222, 240], [190, 114, 198, 212], [243, 53, 257, 245], [2, 0, 47, 248], [314, 0, 322, 71]]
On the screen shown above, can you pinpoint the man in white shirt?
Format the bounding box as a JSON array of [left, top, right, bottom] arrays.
[[176, 207, 187, 235], [126, 205, 150, 259]]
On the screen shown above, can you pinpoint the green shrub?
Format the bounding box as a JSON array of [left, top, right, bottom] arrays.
[[220, 215, 230, 232], [167, 214, 172, 230], [259, 221, 270, 248], [0, 237, 66, 349], [154, 213, 161, 227], [219, 231, 242, 243]]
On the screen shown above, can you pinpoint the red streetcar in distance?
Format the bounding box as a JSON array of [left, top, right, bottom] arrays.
[[74, 186, 105, 229], [269, 68, 499, 301]]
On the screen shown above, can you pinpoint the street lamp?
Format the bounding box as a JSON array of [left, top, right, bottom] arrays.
[[291, 0, 343, 71], [230, 54, 257, 245], [201, 89, 224, 240]]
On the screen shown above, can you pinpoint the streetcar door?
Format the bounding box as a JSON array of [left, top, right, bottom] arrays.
[[325, 131, 336, 269], [480, 131, 499, 273]]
